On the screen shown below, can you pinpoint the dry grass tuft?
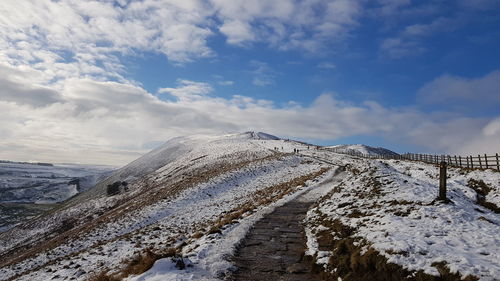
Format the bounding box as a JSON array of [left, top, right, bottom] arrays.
[[113, 247, 179, 280], [309, 216, 479, 281], [467, 178, 499, 213], [88, 271, 120, 281]]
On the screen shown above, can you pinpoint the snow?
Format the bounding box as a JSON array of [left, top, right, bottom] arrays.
[[1, 133, 498, 281], [0, 162, 113, 232], [127, 168, 338, 281], [0, 133, 326, 281], [327, 144, 399, 156], [0, 162, 113, 204], [302, 152, 500, 280]]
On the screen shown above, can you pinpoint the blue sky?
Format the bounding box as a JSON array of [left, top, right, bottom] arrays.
[[0, 0, 499, 165]]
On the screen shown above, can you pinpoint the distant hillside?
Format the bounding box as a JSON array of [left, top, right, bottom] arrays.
[[0, 162, 114, 232], [327, 144, 399, 156]]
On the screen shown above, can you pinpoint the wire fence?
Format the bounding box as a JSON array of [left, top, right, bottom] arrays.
[[324, 148, 500, 171]]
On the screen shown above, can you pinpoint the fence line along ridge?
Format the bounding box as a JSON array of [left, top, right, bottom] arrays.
[[324, 148, 500, 171]]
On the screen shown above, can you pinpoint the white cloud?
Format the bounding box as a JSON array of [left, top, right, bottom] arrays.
[[250, 60, 276, 87], [1, 62, 499, 165], [402, 17, 461, 37], [380, 37, 425, 59], [218, 80, 234, 86], [0, 1, 498, 166], [376, 0, 498, 59], [417, 70, 500, 107], [212, 0, 362, 52], [0, 0, 216, 77], [219, 20, 256, 46], [317, 62, 336, 69], [459, 0, 500, 10], [0, 0, 367, 87], [158, 79, 213, 101]]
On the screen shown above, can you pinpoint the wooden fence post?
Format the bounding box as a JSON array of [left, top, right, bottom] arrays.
[[484, 154, 488, 169], [478, 154, 482, 169], [497, 153, 499, 170], [470, 156, 473, 169], [459, 156, 462, 167], [439, 161, 447, 201]]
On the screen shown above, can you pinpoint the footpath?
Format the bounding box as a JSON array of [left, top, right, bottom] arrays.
[[230, 167, 343, 281]]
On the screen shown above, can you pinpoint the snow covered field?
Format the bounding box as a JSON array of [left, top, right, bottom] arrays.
[[302, 151, 500, 280], [0, 132, 498, 281], [0, 133, 326, 280]]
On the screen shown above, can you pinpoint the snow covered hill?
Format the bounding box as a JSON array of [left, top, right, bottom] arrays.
[[0, 132, 498, 281], [0, 162, 113, 203], [67, 132, 280, 204], [0, 162, 114, 232], [327, 144, 399, 156]]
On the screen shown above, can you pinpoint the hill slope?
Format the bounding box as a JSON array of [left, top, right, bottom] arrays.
[[327, 144, 399, 156], [0, 162, 113, 232], [0, 132, 498, 281]]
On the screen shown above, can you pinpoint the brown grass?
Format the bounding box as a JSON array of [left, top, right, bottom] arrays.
[[467, 179, 491, 197], [4, 154, 328, 280], [119, 248, 163, 278], [309, 217, 479, 281], [204, 167, 331, 236], [467, 178, 499, 213], [0, 153, 285, 271], [104, 168, 331, 280], [88, 272, 120, 281], [91, 247, 179, 281]]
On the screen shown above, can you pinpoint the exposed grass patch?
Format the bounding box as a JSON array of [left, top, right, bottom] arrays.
[[431, 261, 479, 281], [467, 178, 499, 213], [88, 272, 120, 281], [478, 216, 496, 224], [467, 179, 491, 197], [309, 218, 479, 281], [347, 209, 373, 218], [92, 247, 179, 281], [119, 248, 165, 278], [204, 167, 330, 235], [0, 153, 285, 271]]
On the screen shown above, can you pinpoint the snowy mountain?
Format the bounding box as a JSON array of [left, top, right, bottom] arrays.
[[0, 132, 498, 281], [327, 144, 399, 156]]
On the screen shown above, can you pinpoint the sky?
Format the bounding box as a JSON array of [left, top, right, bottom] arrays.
[[0, 0, 499, 165]]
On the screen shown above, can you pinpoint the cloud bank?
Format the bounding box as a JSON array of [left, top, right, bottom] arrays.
[[0, 0, 499, 165], [1, 60, 499, 165]]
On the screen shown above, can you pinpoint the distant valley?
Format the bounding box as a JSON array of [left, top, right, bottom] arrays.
[[0, 161, 114, 232]]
